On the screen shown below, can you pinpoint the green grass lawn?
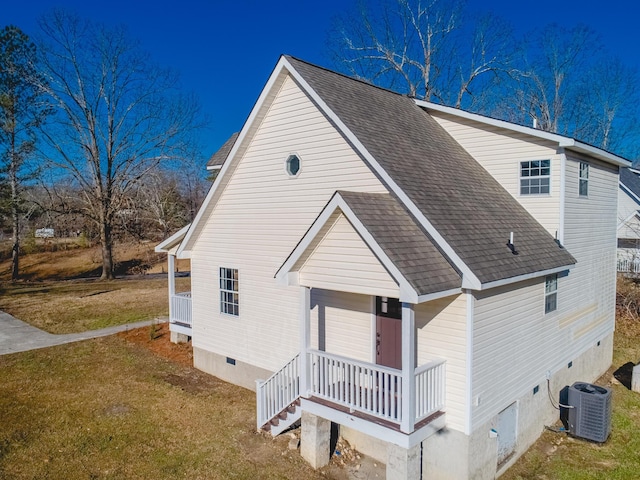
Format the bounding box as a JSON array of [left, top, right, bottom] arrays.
[[0, 336, 344, 480], [0, 277, 190, 334]]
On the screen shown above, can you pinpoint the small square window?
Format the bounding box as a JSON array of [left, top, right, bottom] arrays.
[[520, 160, 550, 195], [579, 162, 589, 196], [545, 274, 557, 314], [220, 267, 239, 316]]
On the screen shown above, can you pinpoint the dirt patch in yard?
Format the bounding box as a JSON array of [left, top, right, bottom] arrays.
[[117, 321, 193, 367]]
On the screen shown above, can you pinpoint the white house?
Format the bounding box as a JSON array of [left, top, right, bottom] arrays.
[[157, 56, 629, 479], [617, 167, 640, 273]]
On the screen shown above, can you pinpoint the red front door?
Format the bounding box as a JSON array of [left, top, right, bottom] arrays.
[[376, 296, 402, 369]]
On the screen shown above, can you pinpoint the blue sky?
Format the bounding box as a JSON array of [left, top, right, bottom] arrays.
[[4, 0, 639, 159]]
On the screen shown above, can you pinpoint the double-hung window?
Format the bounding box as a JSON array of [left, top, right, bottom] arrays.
[[520, 160, 550, 195], [545, 274, 558, 314], [220, 267, 239, 316], [579, 162, 589, 196]]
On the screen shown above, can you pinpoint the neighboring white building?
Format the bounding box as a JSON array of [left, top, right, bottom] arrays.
[[617, 167, 640, 273], [157, 56, 629, 479]]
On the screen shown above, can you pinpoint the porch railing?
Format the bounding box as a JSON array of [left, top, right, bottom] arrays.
[[415, 359, 446, 422], [309, 349, 403, 422], [309, 350, 446, 426], [256, 354, 300, 430], [617, 257, 640, 274], [170, 292, 192, 327], [256, 350, 446, 432]]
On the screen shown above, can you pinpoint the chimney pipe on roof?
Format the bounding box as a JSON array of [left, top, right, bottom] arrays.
[[507, 231, 518, 255]]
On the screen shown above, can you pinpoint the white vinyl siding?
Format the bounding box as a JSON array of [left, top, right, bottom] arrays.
[[190, 75, 388, 372], [472, 155, 618, 430], [298, 214, 399, 297], [415, 294, 467, 432], [472, 278, 556, 428], [310, 289, 372, 363], [561, 155, 617, 343], [430, 111, 561, 235]]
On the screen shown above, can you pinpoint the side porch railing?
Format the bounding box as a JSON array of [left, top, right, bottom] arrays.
[[256, 354, 300, 430], [170, 292, 192, 327], [256, 350, 445, 432]]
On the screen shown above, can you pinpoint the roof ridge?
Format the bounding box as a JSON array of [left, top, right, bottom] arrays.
[[284, 54, 410, 100]]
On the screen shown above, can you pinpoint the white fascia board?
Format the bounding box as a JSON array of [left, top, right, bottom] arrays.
[[417, 100, 567, 143], [560, 140, 631, 167], [155, 224, 191, 253], [417, 287, 462, 303], [283, 58, 480, 290], [479, 264, 573, 291], [618, 211, 640, 231], [274, 194, 342, 284], [275, 193, 419, 303], [177, 57, 290, 257], [620, 181, 640, 206], [417, 100, 631, 167]]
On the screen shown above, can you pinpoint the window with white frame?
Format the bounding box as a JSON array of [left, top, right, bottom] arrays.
[[520, 160, 550, 195], [220, 267, 239, 316], [545, 274, 558, 314], [579, 162, 589, 196]]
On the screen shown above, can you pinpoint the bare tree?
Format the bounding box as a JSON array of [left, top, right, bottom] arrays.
[[575, 58, 640, 157], [36, 10, 202, 279], [329, 0, 517, 108], [0, 25, 49, 280], [507, 24, 595, 134], [499, 23, 640, 158]]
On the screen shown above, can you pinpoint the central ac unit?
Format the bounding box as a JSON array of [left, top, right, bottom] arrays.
[[567, 382, 612, 443]]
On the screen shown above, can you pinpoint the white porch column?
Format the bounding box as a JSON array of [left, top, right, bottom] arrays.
[[168, 254, 176, 321], [300, 286, 311, 397], [400, 302, 416, 434]]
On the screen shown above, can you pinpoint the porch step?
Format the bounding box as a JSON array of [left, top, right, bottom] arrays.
[[263, 399, 301, 437]]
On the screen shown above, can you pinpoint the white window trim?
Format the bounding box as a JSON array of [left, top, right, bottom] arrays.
[[579, 161, 589, 197], [519, 159, 551, 196], [284, 153, 302, 178], [220, 267, 239, 316], [544, 274, 558, 314]]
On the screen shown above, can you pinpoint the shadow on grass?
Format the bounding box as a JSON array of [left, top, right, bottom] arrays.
[[613, 361, 635, 390]]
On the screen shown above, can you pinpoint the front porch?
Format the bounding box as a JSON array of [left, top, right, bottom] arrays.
[[256, 349, 446, 440]]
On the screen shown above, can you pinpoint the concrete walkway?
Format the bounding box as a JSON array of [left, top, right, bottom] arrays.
[[0, 310, 167, 355]]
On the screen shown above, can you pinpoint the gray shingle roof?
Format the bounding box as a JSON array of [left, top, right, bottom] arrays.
[[287, 56, 575, 285], [338, 191, 461, 296], [620, 168, 640, 204], [207, 132, 239, 168]]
